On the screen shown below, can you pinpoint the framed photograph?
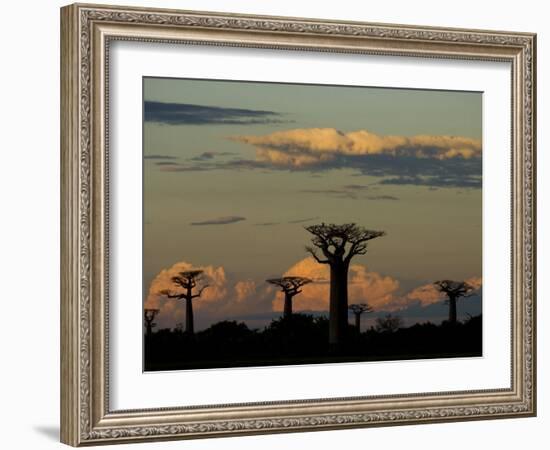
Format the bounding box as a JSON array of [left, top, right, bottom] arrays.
[[60, 3, 536, 446]]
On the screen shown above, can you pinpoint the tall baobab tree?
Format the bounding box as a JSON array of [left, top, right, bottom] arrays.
[[266, 276, 312, 318], [305, 223, 385, 349], [160, 270, 209, 335], [348, 303, 373, 332], [434, 280, 474, 325], [143, 308, 160, 337]]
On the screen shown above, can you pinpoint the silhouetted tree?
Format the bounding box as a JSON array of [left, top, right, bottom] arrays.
[[144, 308, 160, 336], [375, 314, 403, 333], [305, 223, 385, 349], [160, 270, 209, 335], [264, 313, 329, 355], [266, 276, 312, 318], [434, 280, 474, 325], [198, 321, 257, 354], [349, 303, 373, 332]]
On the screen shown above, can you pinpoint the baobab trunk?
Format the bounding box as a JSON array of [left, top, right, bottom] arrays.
[[354, 313, 361, 331], [283, 292, 293, 318], [185, 286, 195, 334], [329, 263, 349, 351], [448, 296, 457, 324], [185, 298, 194, 334]]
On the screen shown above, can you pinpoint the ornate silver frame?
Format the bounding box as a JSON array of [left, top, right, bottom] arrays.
[[60, 3, 536, 446]]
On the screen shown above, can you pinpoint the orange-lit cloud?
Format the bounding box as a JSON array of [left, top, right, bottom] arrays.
[[389, 276, 484, 310], [466, 276, 483, 290], [271, 257, 400, 312], [145, 260, 228, 309], [145, 261, 229, 325], [402, 283, 442, 307], [271, 257, 482, 314], [234, 280, 257, 303], [146, 261, 276, 327], [146, 260, 482, 329], [232, 128, 481, 168]]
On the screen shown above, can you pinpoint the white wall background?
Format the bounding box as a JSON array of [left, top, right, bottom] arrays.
[[0, 0, 546, 449]]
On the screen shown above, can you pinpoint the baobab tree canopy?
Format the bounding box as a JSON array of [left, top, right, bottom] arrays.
[[434, 280, 474, 324], [266, 276, 312, 294], [170, 270, 208, 294], [349, 303, 374, 332], [305, 223, 386, 265], [160, 270, 210, 335], [267, 276, 312, 318], [143, 308, 160, 336], [434, 280, 474, 298], [160, 270, 210, 300], [144, 308, 160, 321], [349, 303, 373, 315]]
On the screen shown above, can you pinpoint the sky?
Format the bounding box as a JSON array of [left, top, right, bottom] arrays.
[[143, 77, 483, 331]]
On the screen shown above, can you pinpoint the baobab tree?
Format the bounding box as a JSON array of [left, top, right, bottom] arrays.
[[266, 276, 312, 318], [375, 314, 403, 333], [143, 308, 160, 337], [434, 280, 474, 325], [348, 303, 373, 332], [160, 270, 209, 335], [305, 223, 385, 349]]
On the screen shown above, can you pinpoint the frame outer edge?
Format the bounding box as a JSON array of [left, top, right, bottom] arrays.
[[528, 33, 536, 416], [61, 2, 537, 445], [61, 4, 81, 447]]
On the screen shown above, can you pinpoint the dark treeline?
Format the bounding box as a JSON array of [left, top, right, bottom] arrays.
[[144, 313, 482, 371]]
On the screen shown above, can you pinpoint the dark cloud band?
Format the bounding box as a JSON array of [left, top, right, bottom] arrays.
[[144, 101, 287, 126], [190, 216, 246, 226]]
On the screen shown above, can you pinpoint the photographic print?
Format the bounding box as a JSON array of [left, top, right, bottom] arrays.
[[143, 77, 483, 371]]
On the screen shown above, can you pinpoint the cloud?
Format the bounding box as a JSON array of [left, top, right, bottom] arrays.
[[154, 161, 179, 166], [287, 216, 320, 224], [388, 276, 483, 310], [190, 216, 246, 226], [189, 151, 236, 161], [300, 188, 359, 199], [365, 195, 399, 201], [271, 257, 401, 312], [255, 222, 281, 226], [402, 283, 442, 307], [379, 174, 481, 188], [144, 101, 288, 125], [159, 165, 213, 172], [145, 261, 229, 328], [270, 257, 482, 315], [228, 128, 482, 188], [465, 276, 483, 291], [145, 261, 276, 329], [152, 128, 481, 189], [299, 188, 398, 201], [234, 280, 259, 304], [144, 154, 178, 160], [232, 128, 481, 160], [190, 152, 216, 161], [145, 259, 483, 330], [343, 184, 371, 191], [254, 217, 319, 226], [158, 159, 271, 173]]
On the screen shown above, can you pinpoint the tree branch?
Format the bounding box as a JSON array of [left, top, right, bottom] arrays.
[[305, 246, 329, 264], [192, 284, 209, 299], [161, 290, 185, 300]]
